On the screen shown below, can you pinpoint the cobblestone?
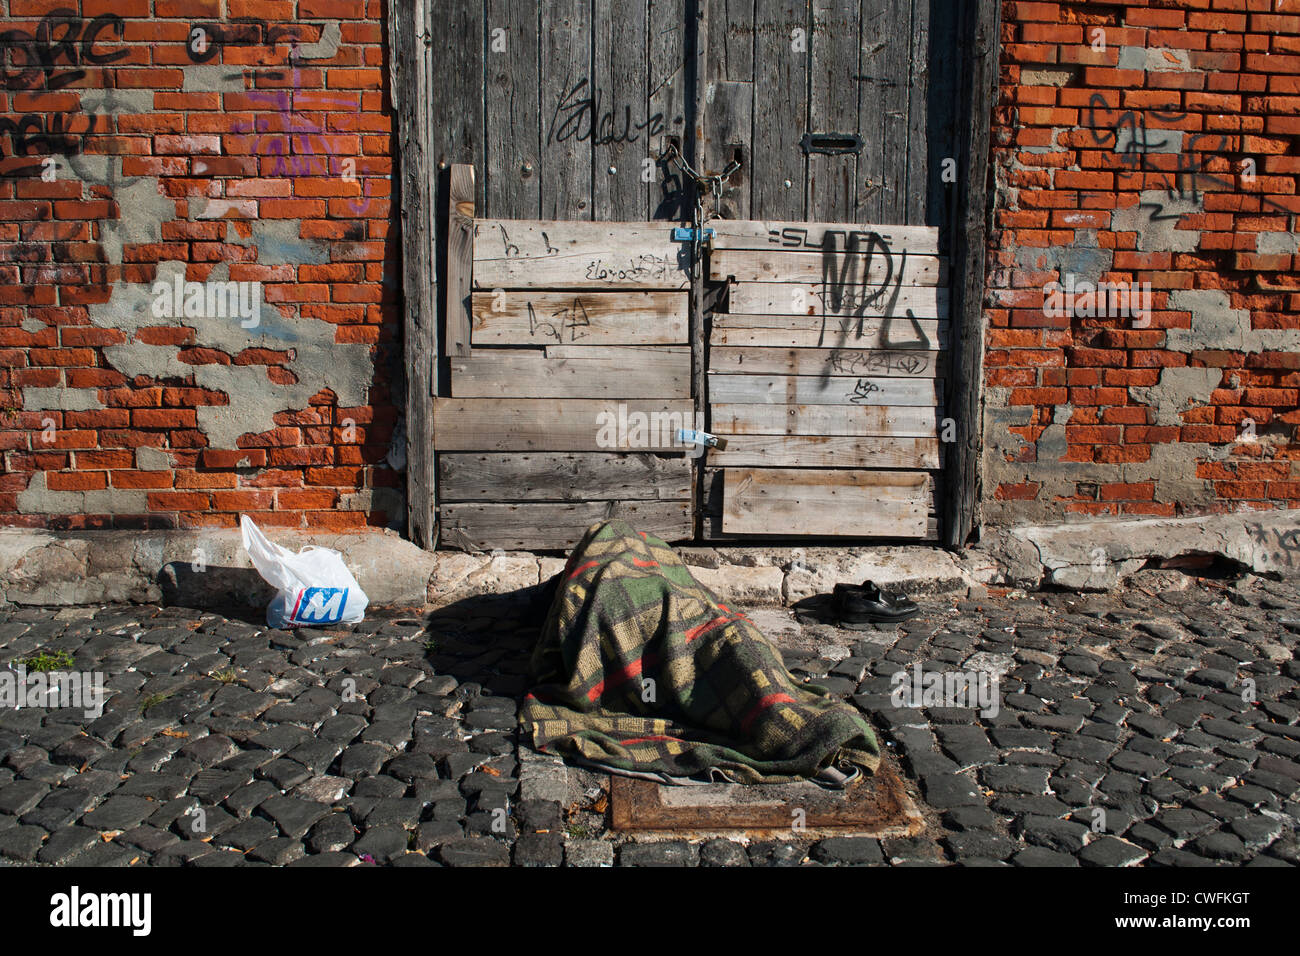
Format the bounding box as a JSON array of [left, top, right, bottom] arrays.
[[0, 572, 1296, 866]]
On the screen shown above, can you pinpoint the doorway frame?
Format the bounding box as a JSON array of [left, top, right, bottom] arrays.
[[387, 0, 1000, 550]]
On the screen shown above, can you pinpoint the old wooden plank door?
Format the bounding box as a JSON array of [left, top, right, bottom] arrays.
[[695, 0, 964, 543], [393, 0, 987, 550]]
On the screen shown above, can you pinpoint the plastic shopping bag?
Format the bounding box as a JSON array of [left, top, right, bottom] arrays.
[[240, 515, 368, 628]]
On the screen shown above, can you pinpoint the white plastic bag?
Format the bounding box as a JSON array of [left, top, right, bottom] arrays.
[[240, 515, 368, 628]]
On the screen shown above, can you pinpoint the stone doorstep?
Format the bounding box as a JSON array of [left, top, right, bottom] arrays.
[[3, 508, 1297, 610]]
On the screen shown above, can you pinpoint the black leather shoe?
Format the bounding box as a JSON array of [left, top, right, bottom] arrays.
[[833, 580, 919, 627]]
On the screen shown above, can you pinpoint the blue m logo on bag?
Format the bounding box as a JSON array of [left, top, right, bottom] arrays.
[[292, 587, 348, 625]]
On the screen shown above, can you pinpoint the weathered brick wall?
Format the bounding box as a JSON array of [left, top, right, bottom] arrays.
[[985, 0, 1300, 526], [0, 0, 401, 532], [4, 0, 1296, 540]]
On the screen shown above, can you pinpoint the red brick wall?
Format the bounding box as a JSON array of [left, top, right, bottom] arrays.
[[985, 0, 1300, 525], [3, 0, 1296, 539], [0, 0, 401, 532]]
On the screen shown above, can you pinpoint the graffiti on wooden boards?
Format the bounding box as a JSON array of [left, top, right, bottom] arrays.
[[767, 228, 933, 353], [525, 297, 591, 343], [828, 349, 930, 377], [547, 73, 666, 148], [849, 379, 881, 404], [584, 255, 678, 284], [489, 222, 556, 258]]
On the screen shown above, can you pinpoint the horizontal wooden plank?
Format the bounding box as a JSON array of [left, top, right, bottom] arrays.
[[712, 315, 949, 350], [710, 346, 944, 379], [701, 470, 939, 541], [709, 220, 942, 254], [708, 374, 940, 407], [722, 468, 932, 537], [710, 403, 939, 438], [451, 347, 690, 399], [440, 500, 693, 551], [710, 249, 947, 286], [433, 398, 696, 451], [439, 452, 693, 502], [473, 219, 689, 289], [727, 282, 948, 318], [470, 290, 688, 345], [707, 435, 941, 470]]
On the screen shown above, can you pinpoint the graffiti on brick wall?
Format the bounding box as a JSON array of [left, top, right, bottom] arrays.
[[0, 12, 127, 177], [1084, 96, 1291, 220]]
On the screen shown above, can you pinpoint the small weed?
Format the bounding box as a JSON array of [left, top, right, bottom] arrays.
[[139, 692, 171, 715], [18, 650, 74, 672], [211, 668, 239, 684]]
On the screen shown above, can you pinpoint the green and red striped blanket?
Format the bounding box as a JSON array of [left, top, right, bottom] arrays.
[[519, 519, 880, 784]]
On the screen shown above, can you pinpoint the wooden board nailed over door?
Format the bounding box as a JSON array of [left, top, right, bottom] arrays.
[[704, 219, 949, 540], [431, 167, 696, 551]]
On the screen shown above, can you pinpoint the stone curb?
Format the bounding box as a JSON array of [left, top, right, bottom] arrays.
[[0, 527, 435, 611], [2, 509, 1297, 610], [996, 508, 1300, 590]]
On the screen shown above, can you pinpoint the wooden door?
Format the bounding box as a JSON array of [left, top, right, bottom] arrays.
[[412, 1, 967, 549], [701, 219, 947, 540], [431, 169, 698, 550]]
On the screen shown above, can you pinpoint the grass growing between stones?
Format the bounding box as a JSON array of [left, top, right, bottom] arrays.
[[17, 650, 74, 671]]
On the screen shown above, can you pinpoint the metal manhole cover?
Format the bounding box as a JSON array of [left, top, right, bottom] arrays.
[[610, 753, 923, 839]]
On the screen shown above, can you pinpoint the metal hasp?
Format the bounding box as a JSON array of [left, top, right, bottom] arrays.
[[677, 428, 726, 450], [671, 226, 715, 243]]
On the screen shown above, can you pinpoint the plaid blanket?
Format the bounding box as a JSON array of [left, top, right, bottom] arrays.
[[519, 519, 880, 784]]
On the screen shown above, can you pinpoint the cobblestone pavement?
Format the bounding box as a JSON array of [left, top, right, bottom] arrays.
[[0, 568, 1297, 867]]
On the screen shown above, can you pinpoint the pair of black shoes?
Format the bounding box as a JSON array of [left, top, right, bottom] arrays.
[[832, 580, 919, 628]]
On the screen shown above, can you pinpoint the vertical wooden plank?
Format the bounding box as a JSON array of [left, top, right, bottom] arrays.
[[904, 0, 931, 227], [430, 0, 486, 173], [806, 0, 859, 222], [944, 0, 999, 548], [648, 0, 689, 219], [704, 0, 755, 219], [540, 0, 595, 219], [593, 0, 650, 220], [485, 0, 541, 219], [855, 0, 909, 223], [926, 0, 962, 239], [446, 166, 475, 358], [690, 0, 708, 539], [751, 0, 809, 221], [388, 0, 437, 549]]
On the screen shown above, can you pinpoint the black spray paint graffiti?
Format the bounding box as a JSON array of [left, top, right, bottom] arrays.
[[0, 12, 127, 91], [1248, 526, 1300, 571], [184, 19, 316, 64], [0, 12, 126, 177], [547, 74, 666, 148], [774, 228, 932, 355], [1085, 96, 1291, 220], [526, 297, 592, 343], [828, 349, 930, 377], [849, 379, 881, 404]]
